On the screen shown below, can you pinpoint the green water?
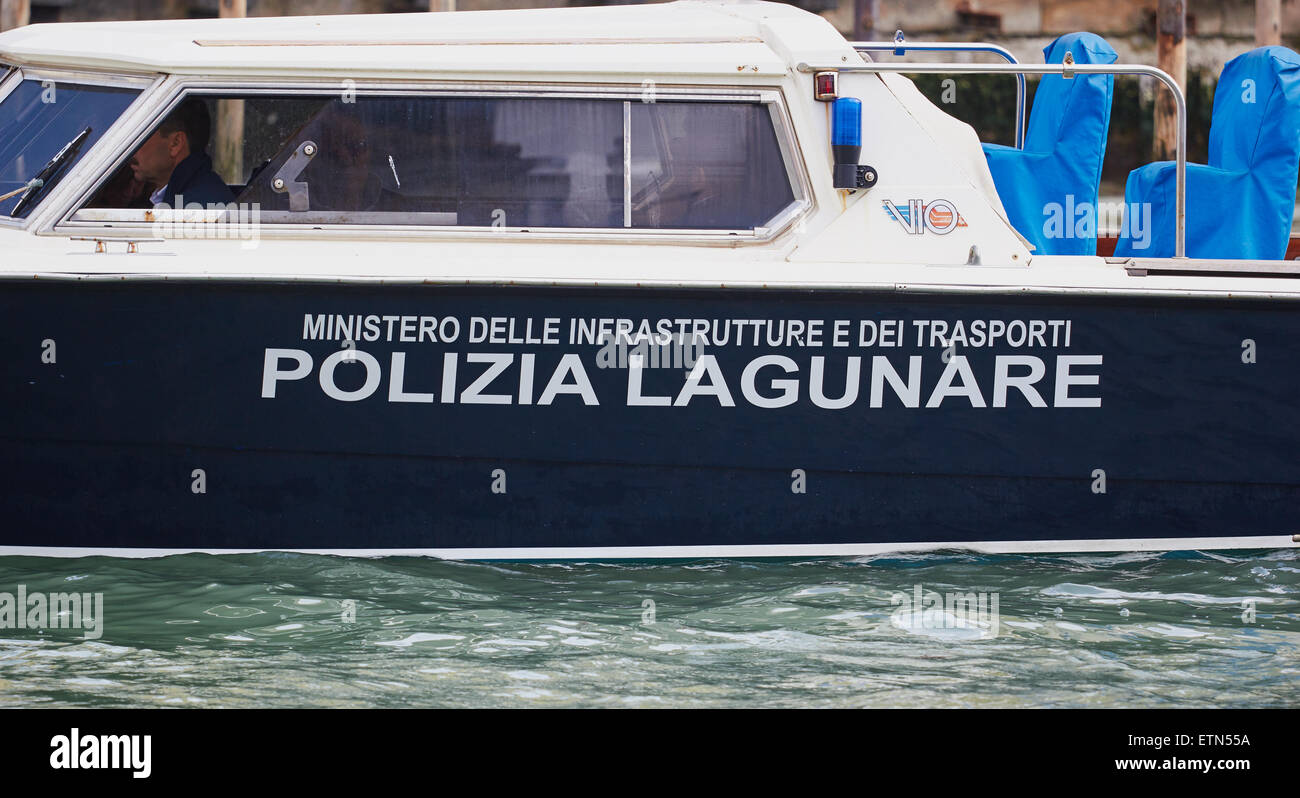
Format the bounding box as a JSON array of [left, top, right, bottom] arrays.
[[0, 549, 1296, 707]]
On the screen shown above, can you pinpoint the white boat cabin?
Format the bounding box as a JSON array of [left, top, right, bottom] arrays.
[[0, 0, 1295, 299]]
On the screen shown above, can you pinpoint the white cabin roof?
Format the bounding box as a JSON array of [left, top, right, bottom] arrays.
[[0, 0, 856, 79]]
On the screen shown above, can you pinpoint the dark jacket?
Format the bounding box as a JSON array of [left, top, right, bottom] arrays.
[[158, 152, 236, 208]]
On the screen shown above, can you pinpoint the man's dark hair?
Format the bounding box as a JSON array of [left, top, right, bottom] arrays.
[[157, 98, 212, 155]]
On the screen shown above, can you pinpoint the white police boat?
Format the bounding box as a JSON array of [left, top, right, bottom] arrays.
[[1, 0, 1298, 558]]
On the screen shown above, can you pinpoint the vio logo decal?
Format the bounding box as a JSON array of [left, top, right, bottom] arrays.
[[882, 199, 967, 235]]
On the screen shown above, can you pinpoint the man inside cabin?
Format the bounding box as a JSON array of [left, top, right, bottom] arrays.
[[128, 98, 235, 209]]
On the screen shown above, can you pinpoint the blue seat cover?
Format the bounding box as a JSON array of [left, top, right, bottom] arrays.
[[983, 32, 1117, 256], [1116, 46, 1300, 259]]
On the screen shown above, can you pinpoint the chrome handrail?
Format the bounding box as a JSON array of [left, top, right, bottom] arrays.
[[850, 40, 1026, 149], [799, 61, 1187, 259]]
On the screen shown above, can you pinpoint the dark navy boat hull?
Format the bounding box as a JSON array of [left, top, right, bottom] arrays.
[[1, 281, 1296, 556]]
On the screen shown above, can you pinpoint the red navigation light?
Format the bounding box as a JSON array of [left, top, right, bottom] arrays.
[[814, 71, 838, 101]]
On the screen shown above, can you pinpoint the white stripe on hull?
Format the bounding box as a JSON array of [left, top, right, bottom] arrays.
[[0, 535, 1293, 559]]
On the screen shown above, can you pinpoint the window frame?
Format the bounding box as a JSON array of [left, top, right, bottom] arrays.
[[0, 65, 158, 231], [51, 76, 813, 245]]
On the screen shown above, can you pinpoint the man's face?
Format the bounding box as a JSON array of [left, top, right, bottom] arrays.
[[128, 129, 183, 185]]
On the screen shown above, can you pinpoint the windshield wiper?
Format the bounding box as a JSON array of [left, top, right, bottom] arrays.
[[0, 177, 42, 204], [6, 126, 91, 217]]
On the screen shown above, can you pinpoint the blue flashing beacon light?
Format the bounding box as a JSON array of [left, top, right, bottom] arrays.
[[832, 97, 864, 189]]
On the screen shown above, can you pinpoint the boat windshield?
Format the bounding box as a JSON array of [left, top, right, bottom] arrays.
[[0, 77, 140, 218]]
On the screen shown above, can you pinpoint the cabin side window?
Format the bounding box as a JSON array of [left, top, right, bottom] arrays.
[[237, 95, 627, 227], [73, 90, 798, 232], [630, 102, 795, 230]]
